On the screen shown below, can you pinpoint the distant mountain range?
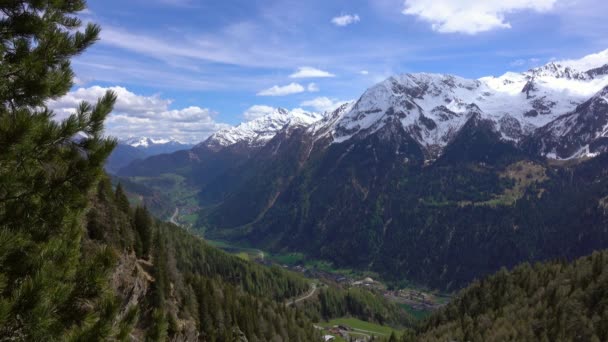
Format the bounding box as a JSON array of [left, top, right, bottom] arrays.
[[119, 49, 608, 290], [105, 137, 193, 173]]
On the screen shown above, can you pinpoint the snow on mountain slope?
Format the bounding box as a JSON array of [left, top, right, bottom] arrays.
[[122, 137, 184, 148], [201, 108, 323, 149], [556, 49, 608, 72], [309, 101, 355, 138], [527, 86, 608, 159], [180, 50, 607, 161], [323, 50, 608, 159]]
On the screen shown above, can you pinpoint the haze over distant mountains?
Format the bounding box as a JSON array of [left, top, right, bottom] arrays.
[[105, 137, 193, 173], [119, 49, 608, 290]]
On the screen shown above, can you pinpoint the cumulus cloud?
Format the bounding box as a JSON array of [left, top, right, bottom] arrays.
[[243, 105, 276, 121], [257, 83, 306, 96], [307, 83, 320, 92], [289, 66, 335, 78], [257, 82, 321, 97], [402, 0, 557, 34], [47, 86, 228, 143], [300, 97, 349, 112], [331, 14, 361, 27]]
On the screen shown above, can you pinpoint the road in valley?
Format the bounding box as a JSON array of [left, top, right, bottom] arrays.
[[169, 207, 179, 225], [286, 283, 317, 306]]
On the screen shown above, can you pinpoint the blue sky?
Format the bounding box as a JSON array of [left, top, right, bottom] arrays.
[[51, 0, 608, 143]]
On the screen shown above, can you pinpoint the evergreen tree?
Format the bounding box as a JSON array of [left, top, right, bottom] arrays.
[[134, 206, 153, 258], [0, 1, 118, 339], [114, 183, 131, 214]]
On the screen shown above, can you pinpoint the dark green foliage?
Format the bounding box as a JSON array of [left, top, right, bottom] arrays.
[[86, 179, 322, 341], [146, 308, 169, 342], [111, 175, 176, 219], [413, 250, 608, 342], [188, 275, 319, 342], [159, 224, 310, 301], [116, 306, 139, 341], [114, 183, 131, 214], [134, 206, 153, 258], [0, 0, 99, 108], [298, 286, 413, 328], [187, 116, 608, 291], [86, 177, 136, 250], [0, 1, 124, 339]]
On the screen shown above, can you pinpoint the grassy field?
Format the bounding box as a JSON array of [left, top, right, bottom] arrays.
[[319, 317, 400, 337], [207, 240, 264, 260]]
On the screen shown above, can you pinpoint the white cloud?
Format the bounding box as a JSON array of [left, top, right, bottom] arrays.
[[257, 83, 306, 96], [402, 0, 557, 34], [256, 81, 323, 97], [359, 70, 370, 75], [243, 105, 276, 121], [289, 66, 336, 78], [331, 14, 361, 27], [47, 86, 228, 143], [72, 77, 87, 86], [301, 97, 349, 112], [509, 57, 542, 67], [307, 83, 320, 92]]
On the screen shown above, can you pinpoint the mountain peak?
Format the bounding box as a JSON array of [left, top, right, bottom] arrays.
[[321, 50, 608, 159], [556, 48, 608, 72], [525, 62, 590, 80], [121, 136, 185, 148], [201, 107, 323, 149]]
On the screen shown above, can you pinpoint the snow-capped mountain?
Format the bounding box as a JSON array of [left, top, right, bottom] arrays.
[[122, 137, 186, 149], [124, 49, 608, 166], [312, 49, 608, 160], [199, 107, 323, 150], [119, 136, 193, 156], [106, 137, 194, 174], [120, 50, 608, 293], [526, 86, 608, 159]]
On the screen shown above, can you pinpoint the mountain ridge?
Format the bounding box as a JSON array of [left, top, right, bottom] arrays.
[[106, 137, 194, 174], [119, 50, 608, 290], [120, 49, 608, 171]]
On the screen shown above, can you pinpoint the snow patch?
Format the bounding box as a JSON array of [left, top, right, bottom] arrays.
[[323, 50, 608, 157], [203, 108, 323, 148], [556, 49, 608, 72]]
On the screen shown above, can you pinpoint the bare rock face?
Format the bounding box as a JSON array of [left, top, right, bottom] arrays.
[[232, 327, 249, 342], [110, 253, 199, 341], [111, 253, 151, 319], [524, 86, 608, 159]]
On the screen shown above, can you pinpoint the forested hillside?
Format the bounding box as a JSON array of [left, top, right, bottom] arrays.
[[0, 2, 317, 340], [3, 1, 607, 341], [0, 3, 416, 340], [297, 286, 413, 328], [400, 250, 608, 342], [196, 116, 608, 290], [87, 177, 321, 340]]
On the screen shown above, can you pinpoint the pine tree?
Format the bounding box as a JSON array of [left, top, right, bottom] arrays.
[[115, 183, 131, 214], [134, 206, 153, 258], [0, 1, 119, 339]]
